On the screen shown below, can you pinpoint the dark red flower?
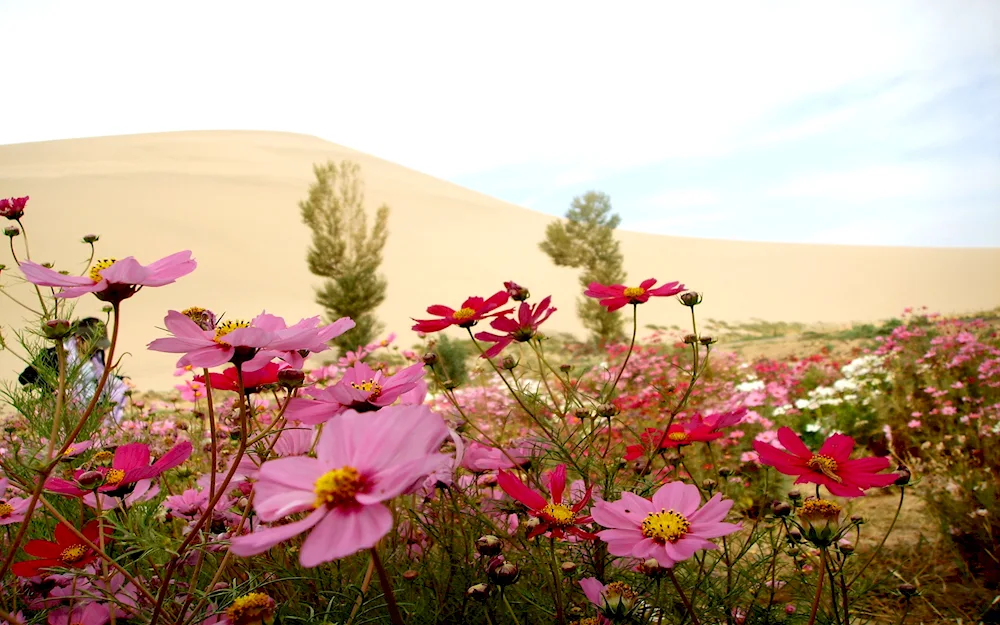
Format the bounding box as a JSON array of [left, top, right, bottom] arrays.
[[624, 409, 746, 461], [0, 196, 28, 220], [474, 296, 556, 358], [412, 291, 511, 333], [46, 441, 192, 498], [13, 520, 111, 578], [584, 278, 685, 312], [498, 464, 596, 540], [195, 362, 284, 394], [753, 427, 897, 498]]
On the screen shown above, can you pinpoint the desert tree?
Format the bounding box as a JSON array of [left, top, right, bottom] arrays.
[[300, 160, 389, 354], [539, 190, 627, 344]]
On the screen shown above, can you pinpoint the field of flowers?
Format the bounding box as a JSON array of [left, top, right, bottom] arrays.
[[1, 195, 998, 625]]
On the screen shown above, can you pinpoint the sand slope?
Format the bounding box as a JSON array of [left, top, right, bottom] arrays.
[[1, 130, 998, 390]]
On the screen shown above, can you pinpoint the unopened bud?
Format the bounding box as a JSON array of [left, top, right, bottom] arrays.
[[638, 558, 665, 578], [699, 335, 717, 346], [82, 234, 100, 244], [683, 334, 698, 344], [850, 514, 864, 525], [504, 281, 530, 302], [597, 403, 619, 419], [402, 570, 419, 581], [443, 380, 459, 391], [574, 408, 592, 420], [560, 561, 577, 575], [788, 490, 802, 501], [838, 542, 855, 555], [787, 528, 803, 542], [559, 364, 572, 373], [500, 355, 517, 370], [422, 352, 438, 366], [678, 291, 703, 307], [467, 583, 490, 601], [772, 502, 792, 518], [894, 466, 911, 486], [76, 470, 104, 490], [898, 583, 919, 598], [229, 428, 242, 441], [277, 369, 306, 389], [43, 319, 72, 340], [719, 467, 734, 478], [701, 479, 717, 492], [523, 517, 540, 532], [487, 557, 520, 586], [476, 535, 503, 557], [4, 226, 20, 238]]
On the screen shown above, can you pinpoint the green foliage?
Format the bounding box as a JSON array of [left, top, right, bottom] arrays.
[[300, 160, 390, 353], [539, 191, 626, 345], [428, 334, 472, 387]]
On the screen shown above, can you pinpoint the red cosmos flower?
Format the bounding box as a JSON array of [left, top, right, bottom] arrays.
[[0, 196, 28, 220], [498, 464, 597, 540], [412, 291, 511, 333], [753, 427, 897, 498], [474, 296, 557, 358], [45, 441, 193, 498], [12, 520, 112, 578], [624, 408, 746, 461], [195, 362, 285, 394], [584, 278, 686, 312]]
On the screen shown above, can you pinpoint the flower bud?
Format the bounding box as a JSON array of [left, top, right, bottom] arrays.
[[43, 319, 72, 340], [443, 380, 459, 391], [678, 291, 703, 307], [788, 490, 802, 501], [225, 592, 276, 625], [402, 570, 419, 581], [894, 466, 911, 486], [772, 501, 792, 518], [523, 517, 540, 532], [699, 335, 718, 346], [466, 583, 490, 601], [597, 581, 640, 621], [838, 541, 855, 555], [560, 561, 578, 575], [559, 364, 572, 373], [574, 408, 592, 420], [898, 583, 919, 598], [850, 514, 864, 525], [504, 281, 530, 302], [277, 369, 306, 389], [683, 334, 698, 344], [500, 355, 517, 370], [76, 470, 105, 490], [787, 528, 803, 543], [638, 558, 665, 578], [476, 535, 503, 557], [82, 234, 100, 244], [4, 226, 20, 238], [798, 498, 843, 547], [701, 479, 717, 492], [597, 403, 619, 419], [719, 467, 734, 478], [487, 557, 520, 586], [422, 352, 438, 366]]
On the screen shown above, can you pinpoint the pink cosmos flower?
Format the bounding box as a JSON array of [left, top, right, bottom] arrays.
[[285, 362, 425, 424], [240, 313, 355, 370], [460, 441, 531, 472], [19, 251, 196, 303], [498, 464, 597, 540], [0, 196, 28, 220], [230, 404, 451, 566], [164, 488, 210, 520], [271, 425, 317, 457], [0, 476, 30, 525], [83, 479, 159, 511], [176, 379, 207, 402], [584, 278, 686, 312], [147, 311, 278, 369], [591, 481, 741, 567], [46, 441, 192, 498], [474, 296, 557, 358], [752, 427, 897, 498], [412, 291, 511, 333], [47, 602, 111, 625]]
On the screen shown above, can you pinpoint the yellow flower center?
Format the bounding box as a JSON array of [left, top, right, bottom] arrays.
[[314, 466, 363, 508], [452, 307, 477, 321], [104, 468, 126, 486], [604, 581, 637, 601], [799, 498, 842, 521], [214, 320, 251, 345], [182, 306, 207, 318], [226, 592, 275, 625], [668, 431, 689, 442], [92, 450, 114, 463], [351, 379, 383, 398], [807, 454, 843, 483], [87, 258, 117, 283], [63, 447, 75, 456], [541, 502, 576, 527], [641, 509, 691, 543], [0, 502, 13, 518], [622, 286, 646, 299], [59, 544, 88, 564]]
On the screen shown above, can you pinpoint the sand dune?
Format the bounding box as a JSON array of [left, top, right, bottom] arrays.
[[1, 130, 998, 390]]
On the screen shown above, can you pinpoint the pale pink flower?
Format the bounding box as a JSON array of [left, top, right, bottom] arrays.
[[0, 476, 30, 525], [240, 313, 355, 370], [20, 251, 195, 303], [591, 481, 741, 567], [47, 602, 111, 625], [230, 405, 451, 566], [285, 362, 425, 424], [907, 419, 922, 429], [148, 311, 276, 369], [460, 441, 532, 472]]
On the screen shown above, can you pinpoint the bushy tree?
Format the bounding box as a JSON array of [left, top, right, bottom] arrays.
[[539, 191, 626, 344], [300, 160, 389, 354]]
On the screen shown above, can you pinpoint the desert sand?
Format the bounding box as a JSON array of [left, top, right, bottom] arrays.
[[1, 130, 998, 390]]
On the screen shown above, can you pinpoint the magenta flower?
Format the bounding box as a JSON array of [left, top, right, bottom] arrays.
[[285, 362, 426, 424], [412, 291, 511, 333], [230, 404, 451, 566], [241, 313, 355, 370], [584, 278, 686, 312], [498, 464, 597, 540], [0, 476, 30, 525], [46, 602, 111, 625], [474, 296, 557, 358], [46, 441, 192, 498], [0, 196, 28, 220], [147, 311, 277, 368], [752, 427, 897, 498], [591, 481, 741, 567], [460, 441, 531, 472], [19, 251, 196, 303]]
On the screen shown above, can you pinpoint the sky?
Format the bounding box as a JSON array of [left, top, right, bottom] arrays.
[[1, 0, 998, 247]]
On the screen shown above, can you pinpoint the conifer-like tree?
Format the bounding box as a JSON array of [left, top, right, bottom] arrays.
[[539, 191, 627, 344], [300, 160, 389, 354]]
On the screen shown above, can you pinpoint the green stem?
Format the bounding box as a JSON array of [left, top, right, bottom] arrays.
[[667, 568, 701, 625], [847, 487, 904, 587], [607, 304, 638, 399], [501, 589, 523, 625]]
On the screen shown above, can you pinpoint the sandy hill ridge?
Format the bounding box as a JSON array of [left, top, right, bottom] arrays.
[[1, 130, 998, 390]]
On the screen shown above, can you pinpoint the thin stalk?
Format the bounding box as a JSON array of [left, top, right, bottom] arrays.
[[501, 590, 523, 625], [667, 568, 701, 625], [847, 487, 904, 587], [204, 369, 218, 503], [806, 548, 828, 625], [607, 304, 638, 399], [44, 340, 68, 462], [346, 557, 377, 625], [370, 546, 405, 625]]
